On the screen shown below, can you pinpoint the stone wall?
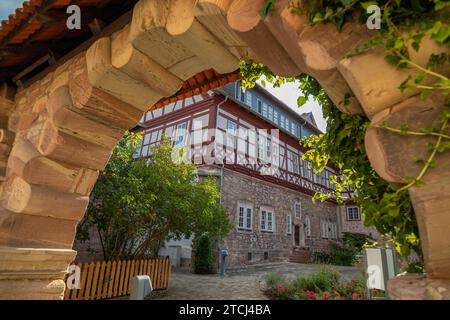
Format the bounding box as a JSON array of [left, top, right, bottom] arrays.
[[337, 206, 381, 240], [218, 168, 340, 267]]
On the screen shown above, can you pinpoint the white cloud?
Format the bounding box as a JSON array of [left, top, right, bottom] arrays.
[[257, 77, 327, 132]]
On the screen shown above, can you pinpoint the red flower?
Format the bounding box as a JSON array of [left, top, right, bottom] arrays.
[[322, 291, 330, 299], [352, 292, 360, 299], [276, 284, 288, 293], [307, 291, 316, 299]]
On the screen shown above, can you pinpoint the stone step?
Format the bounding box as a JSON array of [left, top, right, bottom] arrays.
[[289, 250, 311, 263]]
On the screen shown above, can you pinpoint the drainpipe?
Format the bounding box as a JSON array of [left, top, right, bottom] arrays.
[[216, 95, 228, 205]]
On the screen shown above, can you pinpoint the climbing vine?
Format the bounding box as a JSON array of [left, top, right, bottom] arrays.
[[241, 0, 449, 265]]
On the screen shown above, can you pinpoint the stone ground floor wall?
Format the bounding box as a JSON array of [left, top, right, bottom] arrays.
[[337, 206, 381, 240], [218, 168, 340, 267], [73, 168, 370, 268]]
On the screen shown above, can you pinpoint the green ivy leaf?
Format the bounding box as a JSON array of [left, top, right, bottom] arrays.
[[260, 0, 276, 19], [297, 96, 307, 107]]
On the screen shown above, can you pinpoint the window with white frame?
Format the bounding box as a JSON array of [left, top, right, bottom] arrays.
[[271, 140, 279, 166], [294, 202, 302, 219], [287, 151, 293, 172], [301, 159, 313, 181], [291, 123, 296, 135], [262, 103, 268, 118], [305, 216, 311, 238], [346, 207, 361, 221], [292, 153, 299, 174], [266, 139, 271, 160], [174, 122, 187, 148], [257, 99, 263, 114], [321, 221, 327, 239], [287, 215, 292, 234], [273, 109, 279, 124], [257, 133, 270, 162], [235, 81, 246, 103], [268, 106, 274, 121], [285, 119, 290, 132], [235, 82, 241, 101], [280, 115, 285, 129], [245, 91, 252, 106], [133, 143, 141, 158], [287, 150, 300, 174], [330, 223, 337, 239], [260, 209, 274, 232], [321, 221, 338, 239], [226, 119, 237, 149], [237, 204, 253, 230]]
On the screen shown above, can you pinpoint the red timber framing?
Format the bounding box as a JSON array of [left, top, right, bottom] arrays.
[[134, 90, 337, 202]]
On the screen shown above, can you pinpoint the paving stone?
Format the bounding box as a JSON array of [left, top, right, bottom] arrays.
[[148, 262, 360, 300]]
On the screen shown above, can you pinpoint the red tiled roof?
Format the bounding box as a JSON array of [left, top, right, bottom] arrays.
[[0, 1, 242, 112], [150, 69, 241, 111]]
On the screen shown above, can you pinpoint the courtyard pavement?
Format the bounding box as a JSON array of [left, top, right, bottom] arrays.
[[148, 262, 361, 300]]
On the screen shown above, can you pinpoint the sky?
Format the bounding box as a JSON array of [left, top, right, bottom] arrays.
[[0, 1, 327, 132], [0, 0, 23, 21], [257, 78, 327, 132]]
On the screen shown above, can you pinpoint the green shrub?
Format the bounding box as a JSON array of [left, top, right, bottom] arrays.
[[342, 232, 374, 250], [316, 232, 375, 267], [334, 275, 366, 296], [328, 241, 360, 266], [403, 262, 425, 273], [266, 273, 288, 289], [292, 267, 341, 292], [312, 251, 332, 264], [265, 267, 372, 300], [193, 234, 214, 274]]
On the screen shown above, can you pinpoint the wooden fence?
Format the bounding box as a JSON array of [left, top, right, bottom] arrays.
[[64, 256, 171, 300]]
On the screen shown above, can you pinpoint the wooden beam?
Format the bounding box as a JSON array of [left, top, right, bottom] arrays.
[[0, 44, 50, 58], [12, 54, 53, 86], [22, 10, 133, 89], [88, 18, 105, 35]]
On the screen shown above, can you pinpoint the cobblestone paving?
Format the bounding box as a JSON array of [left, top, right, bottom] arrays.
[[148, 262, 361, 300]]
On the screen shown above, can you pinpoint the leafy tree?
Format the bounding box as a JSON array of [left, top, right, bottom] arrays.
[[244, 1, 449, 268], [192, 234, 215, 274], [77, 133, 232, 260]]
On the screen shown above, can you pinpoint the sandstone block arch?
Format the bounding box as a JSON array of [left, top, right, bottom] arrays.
[[0, 0, 449, 299]]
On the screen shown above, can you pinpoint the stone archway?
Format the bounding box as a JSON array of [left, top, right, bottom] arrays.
[[0, 0, 449, 299]]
